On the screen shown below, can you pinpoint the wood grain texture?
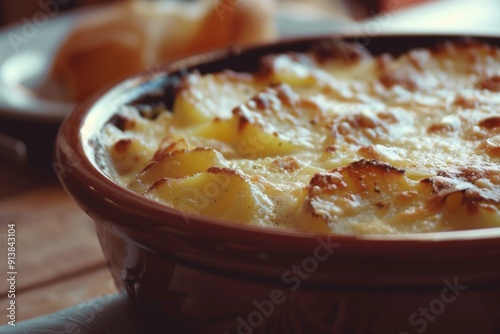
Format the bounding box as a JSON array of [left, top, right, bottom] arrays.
[[0, 163, 112, 323], [0, 182, 107, 294]]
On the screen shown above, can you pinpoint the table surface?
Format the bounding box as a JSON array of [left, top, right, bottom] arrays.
[[1, 0, 500, 327], [0, 164, 118, 323]]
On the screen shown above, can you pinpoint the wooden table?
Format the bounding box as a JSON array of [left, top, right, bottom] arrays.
[[0, 163, 117, 324]]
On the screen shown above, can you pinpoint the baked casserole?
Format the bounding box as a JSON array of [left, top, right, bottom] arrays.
[[100, 40, 500, 235]]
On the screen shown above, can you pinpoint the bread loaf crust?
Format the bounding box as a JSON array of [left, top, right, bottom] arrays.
[[51, 0, 276, 102]]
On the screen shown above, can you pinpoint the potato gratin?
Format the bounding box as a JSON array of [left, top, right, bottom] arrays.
[[101, 40, 500, 234]]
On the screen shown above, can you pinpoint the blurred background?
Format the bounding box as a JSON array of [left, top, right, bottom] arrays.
[[0, 0, 118, 25], [0, 0, 423, 25]]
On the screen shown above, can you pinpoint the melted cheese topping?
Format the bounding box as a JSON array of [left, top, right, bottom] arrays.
[[101, 40, 500, 234]]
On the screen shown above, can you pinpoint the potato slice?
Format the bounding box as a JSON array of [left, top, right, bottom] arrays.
[[128, 148, 228, 193], [426, 168, 500, 230], [145, 167, 272, 225], [109, 138, 155, 177], [229, 157, 323, 227], [173, 71, 262, 125], [229, 84, 325, 158], [299, 160, 500, 234], [298, 160, 437, 234], [103, 107, 175, 179]]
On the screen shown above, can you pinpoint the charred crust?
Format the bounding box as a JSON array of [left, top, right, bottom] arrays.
[[437, 167, 488, 184], [379, 70, 418, 91], [300, 100, 321, 113], [233, 107, 252, 133], [138, 160, 157, 175], [109, 114, 126, 131], [476, 75, 500, 92], [426, 176, 456, 193], [427, 123, 455, 133], [127, 70, 194, 113], [131, 100, 165, 120], [207, 166, 235, 175], [109, 114, 135, 131], [377, 112, 398, 124], [353, 114, 376, 128], [256, 56, 274, 79], [478, 116, 500, 129], [146, 178, 172, 193], [153, 138, 189, 160], [309, 172, 344, 190], [206, 166, 244, 178], [309, 160, 404, 193], [426, 167, 500, 207], [340, 159, 405, 175], [453, 95, 479, 109], [113, 139, 132, 154], [420, 178, 433, 185], [238, 115, 251, 133], [312, 40, 371, 64], [232, 84, 303, 133]]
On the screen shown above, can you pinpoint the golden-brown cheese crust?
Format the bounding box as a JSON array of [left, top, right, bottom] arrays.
[[101, 40, 500, 234]]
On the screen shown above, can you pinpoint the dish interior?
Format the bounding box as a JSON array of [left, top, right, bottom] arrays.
[[83, 37, 499, 239]]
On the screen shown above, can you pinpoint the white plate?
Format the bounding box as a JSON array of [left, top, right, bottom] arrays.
[[0, 11, 80, 123], [0, 9, 348, 124]]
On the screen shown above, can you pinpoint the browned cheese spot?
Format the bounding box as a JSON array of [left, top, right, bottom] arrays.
[[478, 116, 500, 129], [109, 113, 136, 131], [379, 70, 419, 91], [427, 123, 455, 134], [113, 138, 132, 154], [272, 156, 301, 172], [476, 75, 500, 92], [453, 95, 479, 109], [425, 167, 500, 213]]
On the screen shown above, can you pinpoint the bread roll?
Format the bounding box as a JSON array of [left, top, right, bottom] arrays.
[[51, 0, 276, 102]]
